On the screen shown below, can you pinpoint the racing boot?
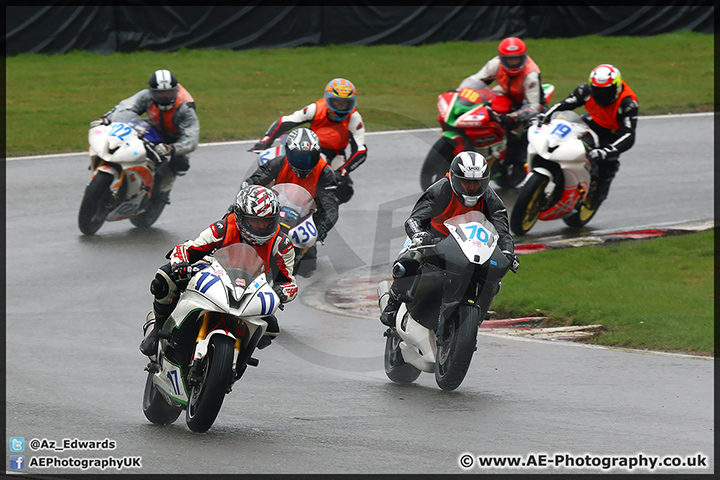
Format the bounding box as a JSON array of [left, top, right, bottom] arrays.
[[257, 316, 280, 349], [139, 301, 174, 358], [380, 291, 402, 328]]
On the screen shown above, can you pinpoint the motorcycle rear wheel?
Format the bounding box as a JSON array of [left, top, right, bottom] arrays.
[[186, 335, 235, 433], [78, 171, 113, 235], [435, 305, 480, 391], [420, 138, 454, 190], [130, 193, 168, 228], [510, 173, 550, 236], [563, 190, 599, 228], [384, 329, 421, 384], [142, 370, 182, 425]]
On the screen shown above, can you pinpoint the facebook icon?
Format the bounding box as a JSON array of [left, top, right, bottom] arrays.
[[9, 455, 25, 470]]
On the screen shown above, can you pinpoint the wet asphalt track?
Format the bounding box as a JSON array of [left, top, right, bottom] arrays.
[[4, 113, 714, 475]]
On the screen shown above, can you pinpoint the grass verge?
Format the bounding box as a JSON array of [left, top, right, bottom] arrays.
[[492, 229, 715, 356]]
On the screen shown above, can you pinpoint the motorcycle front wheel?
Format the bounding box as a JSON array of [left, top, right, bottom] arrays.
[[435, 305, 480, 391], [420, 138, 454, 190], [384, 329, 421, 384], [78, 171, 113, 235], [510, 173, 550, 236], [142, 371, 182, 425], [186, 335, 235, 433]]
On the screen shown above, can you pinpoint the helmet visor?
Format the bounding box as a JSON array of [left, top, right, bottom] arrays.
[[500, 54, 526, 73], [239, 215, 279, 243], [591, 85, 617, 107], [327, 96, 356, 114], [451, 174, 489, 199], [287, 151, 317, 177], [150, 86, 179, 106]]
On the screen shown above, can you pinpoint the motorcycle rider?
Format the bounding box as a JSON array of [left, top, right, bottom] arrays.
[[139, 185, 297, 357], [251, 78, 366, 204], [90, 69, 200, 202], [458, 37, 545, 166], [380, 151, 519, 327], [242, 128, 339, 277], [538, 64, 638, 210]]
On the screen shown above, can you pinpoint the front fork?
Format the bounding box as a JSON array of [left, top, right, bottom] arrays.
[[187, 313, 242, 388]]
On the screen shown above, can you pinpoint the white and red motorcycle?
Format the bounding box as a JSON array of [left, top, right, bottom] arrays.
[[273, 183, 319, 276], [510, 111, 601, 235], [142, 243, 281, 433], [79, 118, 169, 235]]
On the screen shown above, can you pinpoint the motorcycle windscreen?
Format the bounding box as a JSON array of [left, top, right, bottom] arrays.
[[213, 243, 266, 290]]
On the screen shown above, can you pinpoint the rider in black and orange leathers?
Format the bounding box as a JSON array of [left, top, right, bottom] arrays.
[[540, 64, 638, 208], [379, 151, 518, 328]]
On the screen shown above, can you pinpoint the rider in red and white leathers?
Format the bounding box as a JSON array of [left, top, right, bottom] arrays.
[[139, 186, 297, 357], [252, 78, 366, 204], [458, 37, 545, 163]]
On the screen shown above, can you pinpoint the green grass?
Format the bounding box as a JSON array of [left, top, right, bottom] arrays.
[[492, 230, 715, 356], [5, 31, 714, 157]]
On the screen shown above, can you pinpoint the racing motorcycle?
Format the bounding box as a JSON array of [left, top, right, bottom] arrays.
[[420, 84, 555, 190], [273, 183, 319, 276], [142, 242, 280, 433], [509, 111, 601, 236], [377, 211, 511, 391], [78, 117, 170, 235]]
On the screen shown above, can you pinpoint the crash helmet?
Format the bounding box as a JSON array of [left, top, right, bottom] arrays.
[[589, 64, 623, 107], [285, 128, 321, 179], [148, 69, 179, 111], [449, 151, 491, 207], [234, 185, 281, 246], [498, 37, 527, 76], [324, 78, 357, 121]]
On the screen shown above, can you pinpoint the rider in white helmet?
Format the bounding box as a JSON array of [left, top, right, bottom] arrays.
[[379, 151, 518, 327]]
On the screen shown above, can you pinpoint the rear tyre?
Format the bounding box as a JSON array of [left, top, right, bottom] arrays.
[[186, 336, 235, 433], [435, 305, 480, 391], [142, 371, 182, 425], [510, 173, 549, 236], [563, 182, 600, 228], [78, 171, 114, 235], [130, 193, 168, 228], [384, 329, 422, 384], [420, 138, 454, 190]]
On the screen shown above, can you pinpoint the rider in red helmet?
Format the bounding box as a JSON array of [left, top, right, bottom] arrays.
[[458, 37, 546, 166]]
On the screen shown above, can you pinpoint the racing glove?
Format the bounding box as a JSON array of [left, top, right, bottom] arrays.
[[274, 282, 298, 303], [503, 250, 520, 273], [90, 117, 111, 128], [535, 113, 550, 125], [170, 245, 190, 277], [316, 225, 328, 244], [155, 143, 175, 159], [411, 231, 434, 247], [252, 136, 272, 151]]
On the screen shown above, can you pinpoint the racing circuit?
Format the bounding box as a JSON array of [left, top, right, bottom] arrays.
[[4, 113, 714, 475]]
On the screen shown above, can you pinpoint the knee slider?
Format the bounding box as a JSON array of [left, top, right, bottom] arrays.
[[150, 275, 169, 299]]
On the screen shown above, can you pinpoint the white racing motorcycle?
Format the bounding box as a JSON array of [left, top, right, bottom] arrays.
[[142, 243, 281, 433], [273, 183, 319, 275], [79, 117, 169, 235], [510, 111, 601, 235], [377, 211, 512, 391]]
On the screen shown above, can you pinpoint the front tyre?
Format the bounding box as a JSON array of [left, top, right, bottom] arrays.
[[420, 138, 454, 190], [384, 330, 421, 384], [142, 371, 182, 425], [510, 173, 550, 236], [78, 171, 114, 235], [186, 335, 235, 433], [435, 305, 480, 391]]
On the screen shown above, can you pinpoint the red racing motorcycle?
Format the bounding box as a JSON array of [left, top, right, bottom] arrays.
[[420, 85, 555, 190]]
